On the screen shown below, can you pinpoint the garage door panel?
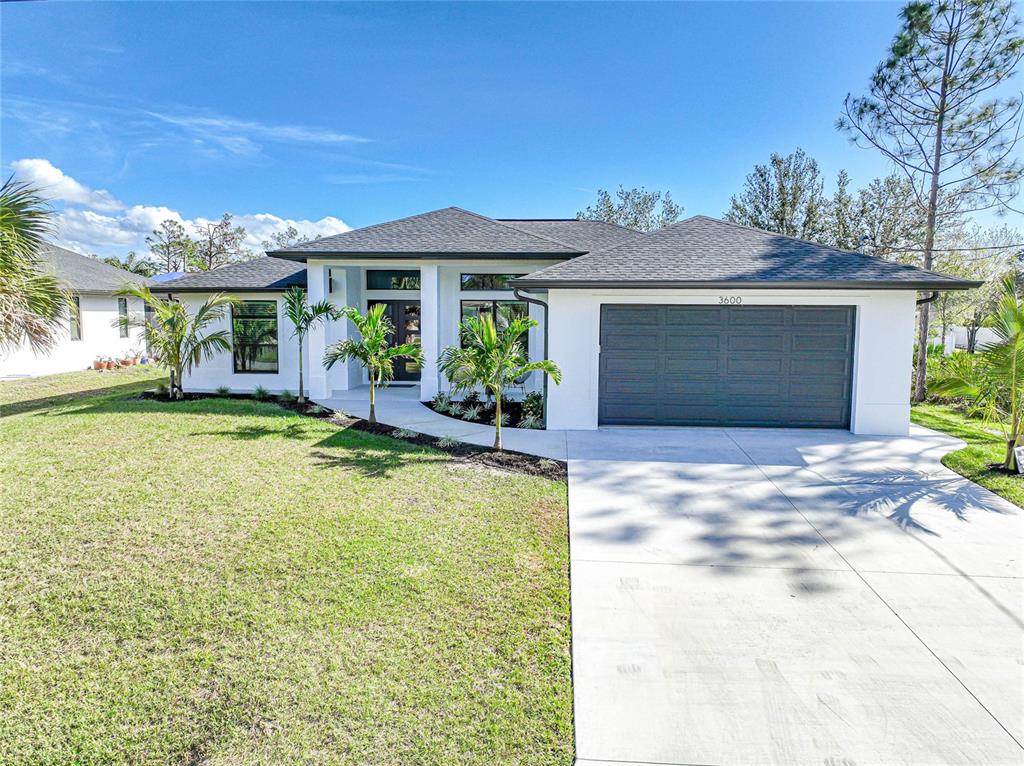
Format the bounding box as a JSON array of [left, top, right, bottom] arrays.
[[665, 307, 722, 325], [665, 357, 721, 374], [599, 305, 854, 428], [664, 334, 720, 352], [728, 308, 787, 326], [727, 334, 786, 352]]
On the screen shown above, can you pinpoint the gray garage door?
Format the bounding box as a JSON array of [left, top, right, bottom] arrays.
[[599, 305, 855, 428]]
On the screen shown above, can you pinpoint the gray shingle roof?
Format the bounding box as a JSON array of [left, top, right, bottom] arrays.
[[497, 219, 642, 252], [40, 244, 153, 294], [512, 216, 979, 290], [157, 257, 307, 293], [270, 207, 584, 258]]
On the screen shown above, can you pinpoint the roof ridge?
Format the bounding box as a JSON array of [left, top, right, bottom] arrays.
[[448, 207, 583, 252], [272, 207, 464, 253]]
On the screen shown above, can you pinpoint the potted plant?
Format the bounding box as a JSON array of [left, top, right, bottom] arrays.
[[93, 357, 104, 370]]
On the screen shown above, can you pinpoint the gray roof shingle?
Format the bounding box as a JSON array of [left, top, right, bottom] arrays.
[[157, 257, 307, 292], [40, 244, 153, 294], [270, 207, 584, 258], [512, 216, 979, 290], [497, 219, 642, 252]]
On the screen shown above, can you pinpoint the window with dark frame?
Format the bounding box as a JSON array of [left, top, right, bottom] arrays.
[[70, 296, 82, 341], [118, 298, 129, 338], [459, 299, 529, 354], [231, 300, 279, 373], [459, 273, 526, 291], [366, 269, 420, 290]]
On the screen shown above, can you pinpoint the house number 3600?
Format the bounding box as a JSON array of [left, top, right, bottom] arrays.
[[718, 296, 742, 305]]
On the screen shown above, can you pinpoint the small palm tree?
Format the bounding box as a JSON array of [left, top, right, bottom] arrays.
[[438, 311, 561, 451], [116, 285, 237, 399], [932, 275, 1024, 470], [323, 303, 423, 424], [283, 285, 339, 403], [0, 177, 70, 354]]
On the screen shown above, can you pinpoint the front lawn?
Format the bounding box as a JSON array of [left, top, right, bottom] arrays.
[[0, 374, 572, 765], [912, 402, 1024, 508]]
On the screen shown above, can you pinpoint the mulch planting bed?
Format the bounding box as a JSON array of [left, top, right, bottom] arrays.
[[138, 390, 566, 481]]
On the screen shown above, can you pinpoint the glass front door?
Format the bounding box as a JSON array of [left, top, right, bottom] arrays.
[[369, 300, 421, 381]]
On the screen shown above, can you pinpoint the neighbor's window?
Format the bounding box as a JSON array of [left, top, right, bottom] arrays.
[[118, 297, 129, 338], [70, 296, 82, 341], [232, 300, 279, 373], [459, 300, 529, 353], [460, 273, 526, 291], [366, 269, 420, 290]]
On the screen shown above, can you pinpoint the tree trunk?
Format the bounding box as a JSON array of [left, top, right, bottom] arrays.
[[493, 392, 502, 451], [913, 40, 950, 403], [168, 369, 176, 400], [1006, 439, 1017, 472], [175, 366, 184, 399], [967, 322, 979, 353], [297, 336, 305, 404], [369, 372, 377, 424]]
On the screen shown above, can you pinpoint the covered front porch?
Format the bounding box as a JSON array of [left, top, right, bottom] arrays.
[[302, 259, 554, 403]]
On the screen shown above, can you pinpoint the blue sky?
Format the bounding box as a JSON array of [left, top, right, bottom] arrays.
[[2, 1, 1020, 258]]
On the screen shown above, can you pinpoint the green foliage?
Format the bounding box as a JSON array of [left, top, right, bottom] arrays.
[[439, 311, 561, 450], [324, 304, 423, 424], [930, 277, 1024, 469], [390, 428, 418, 439], [306, 404, 326, 415], [215, 385, 230, 396], [115, 285, 236, 400], [436, 435, 462, 448], [154, 380, 169, 396], [447, 402, 464, 418], [463, 390, 482, 407], [519, 414, 543, 430], [462, 404, 482, 421], [283, 285, 338, 403], [577, 185, 682, 231], [431, 392, 451, 410], [840, 0, 1024, 401], [279, 390, 295, 402], [253, 385, 269, 401], [725, 148, 826, 241], [0, 176, 71, 355], [491, 411, 510, 427], [522, 391, 544, 419]]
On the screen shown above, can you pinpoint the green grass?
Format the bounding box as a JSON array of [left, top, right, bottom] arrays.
[[0, 373, 572, 765], [0, 365, 164, 417], [912, 402, 1024, 508]]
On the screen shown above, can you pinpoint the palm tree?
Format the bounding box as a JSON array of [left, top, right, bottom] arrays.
[[283, 286, 339, 403], [932, 275, 1024, 470], [323, 303, 422, 424], [116, 285, 237, 399], [0, 177, 70, 354], [438, 311, 561, 451]]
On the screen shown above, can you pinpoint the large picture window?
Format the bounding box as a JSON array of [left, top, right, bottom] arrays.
[[70, 296, 82, 341], [366, 269, 420, 290], [460, 273, 525, 291], [459, 300, 529, 353], [118, 298, 129, 338], [232, 300, 279, 373]]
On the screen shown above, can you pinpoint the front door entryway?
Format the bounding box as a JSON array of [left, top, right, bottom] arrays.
[[369, 300, 422, 381]]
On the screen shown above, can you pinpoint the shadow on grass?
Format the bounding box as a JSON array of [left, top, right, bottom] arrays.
[[310, 429, 447, 478], [0, 380, 160, 418]]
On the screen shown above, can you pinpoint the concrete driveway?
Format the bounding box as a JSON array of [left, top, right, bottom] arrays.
[[567, 425, 1024, 766]]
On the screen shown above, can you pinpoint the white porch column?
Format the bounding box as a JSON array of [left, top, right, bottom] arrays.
[[306, 262, 331, 399], [419, 263, 440, 401]]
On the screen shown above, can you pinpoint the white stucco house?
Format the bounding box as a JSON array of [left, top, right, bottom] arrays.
[[0, 245, 151, 379], [158, 207, 977, 436]]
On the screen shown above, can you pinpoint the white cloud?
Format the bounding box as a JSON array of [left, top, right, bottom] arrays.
[[21, 159, 351, 260], [12, 158, 124, 211]]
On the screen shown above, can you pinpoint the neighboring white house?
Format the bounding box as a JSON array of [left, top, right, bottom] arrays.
[[159, 208, 978, 436], [0, 245, 151, 379]]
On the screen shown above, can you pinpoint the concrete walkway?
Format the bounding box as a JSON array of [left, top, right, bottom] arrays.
[[315, 388, 1024, 764], [316, 385, 569, 459]]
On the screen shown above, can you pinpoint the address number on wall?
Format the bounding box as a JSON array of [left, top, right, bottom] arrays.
[[718, 296, 742, 305]]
